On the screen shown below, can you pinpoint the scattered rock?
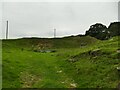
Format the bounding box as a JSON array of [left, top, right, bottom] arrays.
[[68, 58, 78, 63], [20, 72, 41, 88], [70, 83, 77, 87], [68, 59, 74, 62], [117, 67, 120, 71], [117, 49, 120, 53], [88, 49, 101, 56], [61, 82, 65, 84], [57, 70, 62, 73]]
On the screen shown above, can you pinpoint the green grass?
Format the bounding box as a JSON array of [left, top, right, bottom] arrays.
[[2, 36, 120, 88]]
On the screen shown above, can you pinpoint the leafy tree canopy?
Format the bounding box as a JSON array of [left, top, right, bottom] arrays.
[[85, 22, 120, 40]]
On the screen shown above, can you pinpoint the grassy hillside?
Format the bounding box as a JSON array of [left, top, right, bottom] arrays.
[[2, 36, 120, 88], [2, 36, 99, 49]]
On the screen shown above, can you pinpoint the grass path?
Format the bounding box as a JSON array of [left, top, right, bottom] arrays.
[[3, 49, 77, 88]]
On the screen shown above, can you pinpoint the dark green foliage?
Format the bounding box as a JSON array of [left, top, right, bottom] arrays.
[[85, 22, 120, 40], [85, 23, 108, 40], [107, 22, 120, 37]]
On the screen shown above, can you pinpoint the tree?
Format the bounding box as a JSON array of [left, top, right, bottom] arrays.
[[85, 23, 108, 40], [107, 22, 120, 37]]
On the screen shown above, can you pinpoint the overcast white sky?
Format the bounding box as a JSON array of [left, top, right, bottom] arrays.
[[0, 1, 119, 39]]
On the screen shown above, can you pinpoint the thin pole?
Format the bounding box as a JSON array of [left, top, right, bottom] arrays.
[[54, 28, 56, 38], [6, 21, 8, 39]]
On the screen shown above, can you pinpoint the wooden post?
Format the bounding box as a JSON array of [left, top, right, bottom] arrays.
[[6, 21, 8, 39]]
